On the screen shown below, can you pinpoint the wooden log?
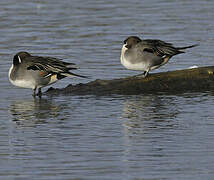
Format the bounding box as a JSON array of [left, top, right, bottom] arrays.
[[45, 66, 214, 96]]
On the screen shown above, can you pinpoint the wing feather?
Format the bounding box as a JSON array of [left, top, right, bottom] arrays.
[[25, 55, 86, 78], [139, 39, 183, 57]]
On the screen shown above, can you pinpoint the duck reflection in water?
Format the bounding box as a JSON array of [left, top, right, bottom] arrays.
[[122, 95, 180, 133], [9, 98, 62, 125], [121, 95, 181, 172]]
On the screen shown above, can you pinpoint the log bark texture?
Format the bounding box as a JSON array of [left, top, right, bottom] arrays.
[[45, 66, 214, 96]]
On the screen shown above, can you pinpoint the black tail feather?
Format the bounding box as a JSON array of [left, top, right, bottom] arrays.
[[62, 71, 89, 79], [177, 44, 199, 50]]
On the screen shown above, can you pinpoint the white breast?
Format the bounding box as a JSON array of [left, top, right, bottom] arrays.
[[9, 78, 36, 89], [8, 64, 36, 89], [120, 45, 148, 71]]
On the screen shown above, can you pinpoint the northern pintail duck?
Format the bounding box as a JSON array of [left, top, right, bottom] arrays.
[[120, 36, 198, 77], [9, 51, 87, 96]]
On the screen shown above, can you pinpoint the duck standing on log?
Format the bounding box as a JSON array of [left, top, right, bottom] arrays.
[[120, 36, 198, 77]]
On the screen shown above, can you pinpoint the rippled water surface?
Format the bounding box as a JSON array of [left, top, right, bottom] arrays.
[[1, 0, 214, 179]]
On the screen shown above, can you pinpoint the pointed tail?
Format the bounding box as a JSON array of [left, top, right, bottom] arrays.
[[61, 72, 88, 78], [177, 44, 199, 50]]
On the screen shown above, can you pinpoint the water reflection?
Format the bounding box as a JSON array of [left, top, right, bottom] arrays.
[[9, 98, 62, 125], [122, 95, 180, 134], [121, 95, 181, 173]]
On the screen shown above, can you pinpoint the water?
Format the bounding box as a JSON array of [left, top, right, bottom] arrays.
[[0, 0, 214, 179]]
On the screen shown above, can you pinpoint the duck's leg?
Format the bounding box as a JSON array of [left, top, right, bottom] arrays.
[[37, 88, 42, 97], [143, 70, 149, 78], [33, 87, 37, 97], [135, 70, 150, 78]]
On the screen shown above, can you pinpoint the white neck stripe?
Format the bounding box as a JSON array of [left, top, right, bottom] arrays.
[[18, 56, 22, 63]]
